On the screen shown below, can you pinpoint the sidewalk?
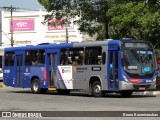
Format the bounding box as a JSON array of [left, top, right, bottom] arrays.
[[0, 82, 7, 88]]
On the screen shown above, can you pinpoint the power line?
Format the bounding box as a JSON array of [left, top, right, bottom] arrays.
[[0, 28, 11, 42], [0, 6, 45, 11], [2, 5, 15, 46]]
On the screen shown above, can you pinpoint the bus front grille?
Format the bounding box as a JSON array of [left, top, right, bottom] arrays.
[[133, 84, 151, 90]]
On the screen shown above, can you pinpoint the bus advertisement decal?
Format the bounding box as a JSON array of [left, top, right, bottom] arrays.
[[57, 69, 67, 89], [58, 66, 73, 89]]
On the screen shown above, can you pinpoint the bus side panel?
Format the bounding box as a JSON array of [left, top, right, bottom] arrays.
[[57, 65, 106, 90], [23, 67, 31, 88], [22, 67, 48, 88], [24, 67, 48, 88], [3, 67, 16, 87], [71, 46, 108, 90], [72, 65, 107, 90]]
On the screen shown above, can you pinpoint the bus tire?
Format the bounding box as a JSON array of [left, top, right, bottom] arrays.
[[91, 81, 103, 97], [57, 89, 70, 95], [120, 91, 133, 97], [31, 79, 41, 94]]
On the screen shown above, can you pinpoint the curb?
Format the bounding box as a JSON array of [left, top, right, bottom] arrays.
[[0, 82, 7, 88], [133, 91, 160, 96]]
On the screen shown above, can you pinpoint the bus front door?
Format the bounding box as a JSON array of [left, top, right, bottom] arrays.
[[108, 51, 119, 90], [16, 55, 23, 87], [48, 53, 57, 89]]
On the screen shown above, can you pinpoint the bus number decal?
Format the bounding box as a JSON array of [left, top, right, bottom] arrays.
[[58, 66, 72, 80], [4, 69, 10, 73], [92, 67, 101, 71]]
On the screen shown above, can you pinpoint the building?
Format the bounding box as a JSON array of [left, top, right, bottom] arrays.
[[0, 8, 84, 68]]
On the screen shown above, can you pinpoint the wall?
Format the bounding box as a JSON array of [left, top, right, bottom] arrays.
[[0, 9, 84, 68], [0, 9, 83, 47]]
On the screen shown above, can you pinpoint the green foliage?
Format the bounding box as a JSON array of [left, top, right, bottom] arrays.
[[38, 0, 110, 40], [108, 1, 160, 48], [38, 0, 160, 48]]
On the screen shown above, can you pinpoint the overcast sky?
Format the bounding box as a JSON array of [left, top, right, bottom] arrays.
[[0, 0, 44, 10]]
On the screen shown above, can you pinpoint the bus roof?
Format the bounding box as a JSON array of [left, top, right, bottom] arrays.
[[4, 42, 74, 51], [73, 40, 121, 47], [4, 40, 121, 52]]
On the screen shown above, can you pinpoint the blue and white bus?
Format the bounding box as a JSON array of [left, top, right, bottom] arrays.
[[3, 39, 157, 97]]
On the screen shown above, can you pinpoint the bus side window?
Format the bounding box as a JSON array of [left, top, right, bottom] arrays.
[[102, 52, 106, 65], [25, 51, 31, 66], [60, 49, 68, 65], [38, 50, 45, 66], [115, 52, 118, 69], [5, 52, 15, 66], [25, 50, 38, 66], [110, 52, 113, 80], [69, 48, 84, 65], [85, 47, 102, 65]]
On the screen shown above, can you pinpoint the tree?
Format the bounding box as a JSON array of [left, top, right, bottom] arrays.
[[108, 1, 160, 48], [38, 0, 110, 40], [38, 0, 160, 48]]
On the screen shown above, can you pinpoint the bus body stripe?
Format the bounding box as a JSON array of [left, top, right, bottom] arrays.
[[57, 69, 67, 89], [43, 67, 47, 81], [57, 82, 60, 89]]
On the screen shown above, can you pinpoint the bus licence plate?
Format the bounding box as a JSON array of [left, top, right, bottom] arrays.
[[139, 87, 145, 90]]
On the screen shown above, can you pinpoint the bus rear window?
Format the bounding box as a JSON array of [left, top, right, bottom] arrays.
[[5, 52, 15, 66]]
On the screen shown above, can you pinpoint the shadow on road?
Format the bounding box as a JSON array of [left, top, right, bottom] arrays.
[[7, 89, 157, 98]]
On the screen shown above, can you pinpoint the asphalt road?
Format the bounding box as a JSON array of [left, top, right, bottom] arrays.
[[0, 87, 160, 120]]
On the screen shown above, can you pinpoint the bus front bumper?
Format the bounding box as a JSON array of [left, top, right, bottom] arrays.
[[119, 81, 156, 91]]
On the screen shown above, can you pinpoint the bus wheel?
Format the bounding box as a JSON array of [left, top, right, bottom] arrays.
[[120, 91, 133, 97], [57, 89, 70, 95], [31, 79, 41, 94], [91, 81, 103, 97]]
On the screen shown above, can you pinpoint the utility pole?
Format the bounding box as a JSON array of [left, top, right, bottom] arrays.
[[10, 5, 14, 47], [63, 18, 71, 43], [3, 5, 16, 47], [66, 27, 69, 43]]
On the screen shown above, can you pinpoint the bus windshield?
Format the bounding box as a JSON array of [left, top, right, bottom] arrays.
[[122, 49, 155, 77]]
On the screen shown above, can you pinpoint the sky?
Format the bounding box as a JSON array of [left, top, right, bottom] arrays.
[[0, 0, 44, 10]]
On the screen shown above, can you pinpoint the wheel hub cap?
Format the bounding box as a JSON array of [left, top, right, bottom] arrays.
[[94, 85, 101, 94], [33, 82, 38, 91]]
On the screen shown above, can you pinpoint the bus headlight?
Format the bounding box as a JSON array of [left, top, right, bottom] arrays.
[[153, 77, 156, 82], [122, 75, 129, 83]]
